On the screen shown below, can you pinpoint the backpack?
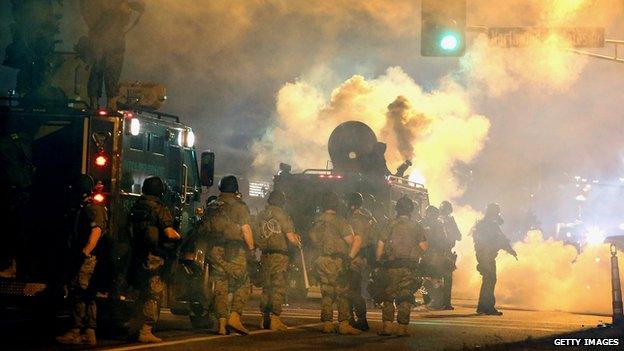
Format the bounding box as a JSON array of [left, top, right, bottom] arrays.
[[129, 198, 160, 252], [309, 216, 348, 256], [385, 218, 420, 261], [254, 207, 285, 250], [201, 200, 241, 244]]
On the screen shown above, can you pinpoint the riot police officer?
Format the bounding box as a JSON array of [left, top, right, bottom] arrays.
[[439, 201, 461, 310], [473, 203, 517, 316], [346, 192, 376, 331], [56, 175, 107, 346], [375, 196, 427, 336], [129, 176, 181, 343], [310, 192, 362, 335], [256, 190, 301, 331], [420, 206, 448, 310], [202, 175, 254, 335]]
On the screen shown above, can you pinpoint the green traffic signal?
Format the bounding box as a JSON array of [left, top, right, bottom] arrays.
[[421, 0, 466, 57], [440, 33, 460, 51]]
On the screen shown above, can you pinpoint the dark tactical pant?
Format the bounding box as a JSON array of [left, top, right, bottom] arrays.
[[315, 256, 349, 322], [260, 253, 289, 316], [476, 257, 497, 312], [442, 270, 453, 307], [70, 256, 98, 329], [348, 256, 367, 322], [87, 42, 125, 101], [212, 249, 250, 319], [382, 267, 418, 325], [136, 254, 166, 326]]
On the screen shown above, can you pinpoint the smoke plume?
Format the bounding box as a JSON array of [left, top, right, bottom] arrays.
[[1, 0, 623, 314], [252, 67, 490, 203], [250, 0, 624, 314]]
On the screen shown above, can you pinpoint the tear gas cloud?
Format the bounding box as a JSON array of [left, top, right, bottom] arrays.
[[2, 0, 624, 314], [249, 0, 624, 314]]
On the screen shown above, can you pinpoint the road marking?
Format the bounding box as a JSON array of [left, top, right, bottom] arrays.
[[267, 309, 599, 327], [103, 309, 592, 350], [246, 311, 580, 333], [101, 322, 323, 351]]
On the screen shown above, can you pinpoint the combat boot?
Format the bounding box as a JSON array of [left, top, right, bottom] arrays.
[[321, 321, 335, 333], [138, 325, 162, 343], [396, 324, 410, 337], [354, 318, 369, 331], [217, 318, 227, 335], [269, 313, 289, 331], [259, 312, 269, 329], [338, 320, 362, 335], [83, 328, 97, 346], [56, 329, 82, 344], [378, 321, 393, 336], [227, 312, 249, 335]]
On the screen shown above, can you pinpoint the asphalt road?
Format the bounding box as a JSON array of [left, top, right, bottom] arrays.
[[8, 299, 619, 351]]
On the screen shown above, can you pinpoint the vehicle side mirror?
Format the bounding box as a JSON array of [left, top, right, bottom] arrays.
[[200, 151, 215, 187]]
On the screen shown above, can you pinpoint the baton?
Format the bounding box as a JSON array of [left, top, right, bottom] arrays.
[[299, 246, 310, 290]]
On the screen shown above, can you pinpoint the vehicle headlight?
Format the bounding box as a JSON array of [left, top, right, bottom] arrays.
[[130, 118, 141, 136], [186, 130, 195, 148]]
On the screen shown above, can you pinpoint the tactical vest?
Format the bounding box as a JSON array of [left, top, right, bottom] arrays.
[[255, 207, 288, 252], [310, 216, 349, 257], [385, 217, 421, 261], [130, 198, 162, 257], [202, 200, 242, 246]]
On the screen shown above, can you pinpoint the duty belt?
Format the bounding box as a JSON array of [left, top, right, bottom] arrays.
[[383, 259, 418, 269], [262, 248, 289, 256], [322, 253, 349, 260], [210, 239, 246, 249]]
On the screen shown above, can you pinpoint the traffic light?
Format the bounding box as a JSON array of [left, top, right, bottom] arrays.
[[421, 0, 466, 57]]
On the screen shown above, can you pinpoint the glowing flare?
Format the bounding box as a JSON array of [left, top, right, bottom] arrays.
[[585, 227, 605, 245]]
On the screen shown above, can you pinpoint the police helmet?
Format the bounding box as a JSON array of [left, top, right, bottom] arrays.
[[218, 175, 239, 193], [321, 191, 341, 211], [485, 203, 501, 218], [72, 174, 94, 198], [267, 190, 286, 207], [440, 201, 453, 216], [425, 205, 440, 219], [395, 195, 415, 215], [142, 176, 165, 197], [346, 192, 363, 209]]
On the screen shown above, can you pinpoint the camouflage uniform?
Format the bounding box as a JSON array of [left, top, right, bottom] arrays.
[[347, 208, 375, 325], [256, 205, 294, 317], [310, 212, 354, 323], [420, 216, 449, 309], [206, 193, 251, 319], [68, 198, 107, 331], [378, 216, 426, 325], [129, 195, 174, 327]]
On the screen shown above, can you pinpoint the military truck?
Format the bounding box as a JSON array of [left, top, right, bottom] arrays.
[[273, 121, 430, 296], [0, 89, 215, 328]]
